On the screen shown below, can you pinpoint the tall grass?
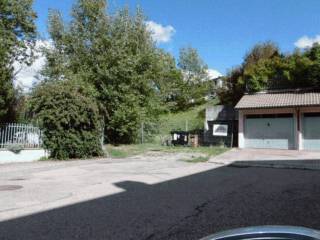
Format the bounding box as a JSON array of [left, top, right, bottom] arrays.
[[155, 99, 218, 142]]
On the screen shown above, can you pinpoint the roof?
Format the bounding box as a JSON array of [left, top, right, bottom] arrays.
[[235, 90, 320, 109]]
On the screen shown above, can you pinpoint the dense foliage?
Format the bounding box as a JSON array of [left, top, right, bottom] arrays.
[[218, 42, 320, 105], [29, 80, 103, 159], [40, 1, 180, 143], [0, 0, 37, 122], [177, 47, 210, 110]]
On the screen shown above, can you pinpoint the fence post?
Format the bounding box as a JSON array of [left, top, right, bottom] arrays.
[[141, 122, 144, 144], [101, 124, 104, 149]]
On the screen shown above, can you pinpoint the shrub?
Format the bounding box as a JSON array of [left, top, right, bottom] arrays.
[[7, 144, 24, 154], [29, 80, 103, 160]]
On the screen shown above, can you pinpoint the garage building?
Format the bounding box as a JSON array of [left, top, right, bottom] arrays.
[[235, 90, 320, 150]]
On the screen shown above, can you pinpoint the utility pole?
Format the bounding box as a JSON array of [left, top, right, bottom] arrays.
[[185, 120, 188, 131]]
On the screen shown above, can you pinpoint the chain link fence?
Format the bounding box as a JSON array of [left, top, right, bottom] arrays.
[[138, 117, 204, 145]]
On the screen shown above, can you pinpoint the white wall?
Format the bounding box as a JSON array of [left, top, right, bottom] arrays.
[[0, 149, 48, 164], [238, 110, 245, 148]]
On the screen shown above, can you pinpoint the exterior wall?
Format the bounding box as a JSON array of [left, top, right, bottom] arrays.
[[0, 149, 48, 164], [295, 109, 302, 150], [204, 120, 238, 147], [204, 105, 238, 145], [238, 111, 245, 148], [238, 106, 320, 150]]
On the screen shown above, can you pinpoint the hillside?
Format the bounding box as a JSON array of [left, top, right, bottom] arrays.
[[157, 99, 218, 138]]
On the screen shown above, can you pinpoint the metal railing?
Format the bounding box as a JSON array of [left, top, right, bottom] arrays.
[[0, 123, 43, 149]]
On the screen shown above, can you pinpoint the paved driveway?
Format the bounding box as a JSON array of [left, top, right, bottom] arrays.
[[1, 150, 320, 239], [210, 148, 320, 170]]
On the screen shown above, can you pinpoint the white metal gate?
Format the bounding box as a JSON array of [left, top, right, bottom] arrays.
[[0, 123, 43, 149]]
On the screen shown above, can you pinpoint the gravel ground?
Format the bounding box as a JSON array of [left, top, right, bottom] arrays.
[[1, 152, 320, 239]]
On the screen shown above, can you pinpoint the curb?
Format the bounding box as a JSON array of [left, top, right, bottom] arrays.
[[230, 161, 320, 171]]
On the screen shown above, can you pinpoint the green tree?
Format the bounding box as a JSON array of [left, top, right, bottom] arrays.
[[41, 0, 178, 143], [151, 50, 184, 111], [0, 0, 37, 122], [218, 42, 320, 106], [29, 80, 103, 159], [177, 46, 210, 109], [301, 43, 320, 87], [243, 41, 279, 68], [218, 42, 281, 105], [217, 67, 245, 106]]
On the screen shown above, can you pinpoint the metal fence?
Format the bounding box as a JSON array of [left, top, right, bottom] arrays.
[[138, 120, 198, 145], [0, 123, 43, 149]]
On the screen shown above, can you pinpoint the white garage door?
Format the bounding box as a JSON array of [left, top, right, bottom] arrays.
[[244, 114, 295, 149], [302, 113, 320, 150]]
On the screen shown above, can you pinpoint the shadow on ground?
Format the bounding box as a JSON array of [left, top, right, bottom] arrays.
[[1, 160, 320, 240], [231, 159, 320, 170]]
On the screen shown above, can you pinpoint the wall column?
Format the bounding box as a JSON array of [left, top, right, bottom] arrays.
[[298, 109, 303, 150], [295, 108, 303, 150], [238, 110, 245, 148]]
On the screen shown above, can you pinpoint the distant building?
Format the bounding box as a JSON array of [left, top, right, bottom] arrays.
[[212, 76, 224, 89]]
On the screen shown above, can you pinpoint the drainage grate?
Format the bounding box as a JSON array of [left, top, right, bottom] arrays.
[[0, 185, 23, 191]]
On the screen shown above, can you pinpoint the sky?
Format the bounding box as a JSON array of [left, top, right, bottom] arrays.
[[16, 0, 320, 90]]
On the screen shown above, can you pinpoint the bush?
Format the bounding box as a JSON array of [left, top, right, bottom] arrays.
[[29, 80, 103, 160], [7, 144, 24, 154]]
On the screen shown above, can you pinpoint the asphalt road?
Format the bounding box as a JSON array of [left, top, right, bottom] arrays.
[[1, 159, 320, 239]]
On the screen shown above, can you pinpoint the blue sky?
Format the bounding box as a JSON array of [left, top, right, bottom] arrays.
[[17, 0, 320, 89]]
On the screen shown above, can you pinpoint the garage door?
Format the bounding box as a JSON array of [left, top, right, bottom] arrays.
[[302, 113, 320, 150], [244, 114, 295, 149]]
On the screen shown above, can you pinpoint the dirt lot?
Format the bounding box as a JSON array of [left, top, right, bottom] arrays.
[[1, 150, 320, 240]]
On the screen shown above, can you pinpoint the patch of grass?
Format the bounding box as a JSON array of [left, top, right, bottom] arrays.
[[180, 146, 228, 163], [184, 156, 209, 163], [105, 143, 228, 161], [105, 143, 162, 158], [153, 99, 218, 144], [39, 156, 49, 161], [188, 146, 228, 156], [107, 148, 129, 158], [158, 99, 218, 134]]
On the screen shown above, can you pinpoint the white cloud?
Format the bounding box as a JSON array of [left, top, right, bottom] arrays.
[[13, 40, 51, 91], [294, 35, 320, 49], [207, 68, 222, 79], [146, 21, 175, 44]]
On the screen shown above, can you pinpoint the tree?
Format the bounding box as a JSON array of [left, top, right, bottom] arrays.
[[177, 46, 210, 109], [151, 49, 184, 111], [41, 0, 179, 143], [243, 41, 279, 68], [218, 42, 282, 105], [218, 42, 320, 106], [0, 0, 37, 122], [29, 80, 103, 159], [301, 43, 320, 87], [217, 67, 245, 106], [0, 47, 16, 122]]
